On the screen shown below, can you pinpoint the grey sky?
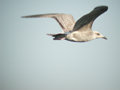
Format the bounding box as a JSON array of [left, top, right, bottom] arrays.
[[1, 0, 120, 90]]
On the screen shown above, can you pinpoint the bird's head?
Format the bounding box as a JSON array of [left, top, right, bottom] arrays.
[[93, 31, 107, 40]]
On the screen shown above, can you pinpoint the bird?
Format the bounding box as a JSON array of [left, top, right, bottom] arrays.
[[22, 6, 108, 42]]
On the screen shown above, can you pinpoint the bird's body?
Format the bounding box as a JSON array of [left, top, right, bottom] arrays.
[[66, 29, 94, 42], [22, 6, 108, 42], [65, 21, 94, 42]]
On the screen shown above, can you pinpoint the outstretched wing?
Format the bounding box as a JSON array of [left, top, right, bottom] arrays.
[[73, 6, 108, 31], [22, 13, 75, 32]]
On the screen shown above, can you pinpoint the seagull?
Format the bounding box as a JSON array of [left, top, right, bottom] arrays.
[[22, 6, 108, 42]]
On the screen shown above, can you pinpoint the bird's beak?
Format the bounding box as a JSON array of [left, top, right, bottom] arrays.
[[102, 36, 107, 40]]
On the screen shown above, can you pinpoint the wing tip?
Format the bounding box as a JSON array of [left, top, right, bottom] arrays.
[[21, 16, 31, 18], [21, 16, 25, 18], [47, 34, 54, 36], [94, 5, 108, 12]]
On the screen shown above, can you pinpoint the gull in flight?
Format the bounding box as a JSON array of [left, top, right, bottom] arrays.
[[22, 6, 108, 42]]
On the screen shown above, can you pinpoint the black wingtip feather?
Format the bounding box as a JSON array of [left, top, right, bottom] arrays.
[[73, 5, 108, 31]]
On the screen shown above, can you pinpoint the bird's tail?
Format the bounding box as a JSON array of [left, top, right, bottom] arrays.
[[47, 33, 66, 40]]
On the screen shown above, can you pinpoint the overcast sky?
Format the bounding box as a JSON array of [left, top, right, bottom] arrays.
[[1, 0, 120, 90]]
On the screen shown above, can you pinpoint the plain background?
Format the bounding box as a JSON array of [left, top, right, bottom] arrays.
[[1, 0, 120, 90]]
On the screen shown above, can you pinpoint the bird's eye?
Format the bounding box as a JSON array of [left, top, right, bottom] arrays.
[[96, 33, 100, 35]]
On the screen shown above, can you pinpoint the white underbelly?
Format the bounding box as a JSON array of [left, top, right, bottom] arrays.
[[66, 31, 94, 42]]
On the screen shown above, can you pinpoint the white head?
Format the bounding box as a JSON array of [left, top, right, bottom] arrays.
[[93, 31, 107, 40]]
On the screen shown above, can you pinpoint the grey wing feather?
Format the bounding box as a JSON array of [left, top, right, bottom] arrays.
[[22, 13, 75, 32], [73, 6, 108, 31]]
